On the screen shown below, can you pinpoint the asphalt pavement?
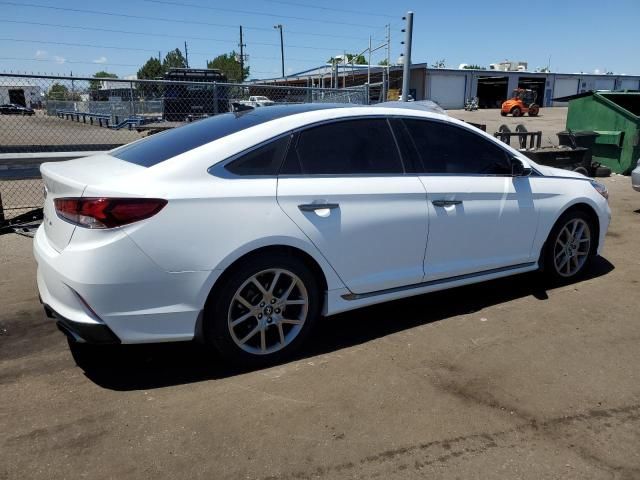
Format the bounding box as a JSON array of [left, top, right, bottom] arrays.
[[1, 175, 639, 479]]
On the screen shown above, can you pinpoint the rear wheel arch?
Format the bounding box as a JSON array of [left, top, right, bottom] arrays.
[[197, 245, 329, 341], [199, 245, 327, 361]]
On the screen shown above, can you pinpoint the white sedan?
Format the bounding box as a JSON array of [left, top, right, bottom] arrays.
[[35, 103, 611, 365]]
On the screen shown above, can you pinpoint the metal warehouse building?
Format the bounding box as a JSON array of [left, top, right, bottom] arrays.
[[257, 63, 640, 109], [0, 79, 42, 108]]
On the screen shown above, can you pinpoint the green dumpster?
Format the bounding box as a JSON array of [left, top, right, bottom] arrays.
[[556, 91, 640, 174]]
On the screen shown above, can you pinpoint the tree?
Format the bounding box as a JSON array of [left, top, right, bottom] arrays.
[[327, 53, 367, 65], [347, 53, 366, 65], [163, 48, 187, 71], [45, 82, 81, 101], [463, 64, 484, 70], [207, 51, 249, 82], [46, 83, 69, 100], [137, 57, 163, 80], [431, 59, 446, 69], [378, 59, 389, 66], [89, 71, 118, 91]]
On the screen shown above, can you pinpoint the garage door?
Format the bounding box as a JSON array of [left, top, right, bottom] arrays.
[[619, 78, 639, 90], [594, 78, 615, 91], [428, 74, 466, 109], [553, 77, 579, 105]]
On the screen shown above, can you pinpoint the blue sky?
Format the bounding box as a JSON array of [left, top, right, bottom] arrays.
[[0, 0, 638, 79]]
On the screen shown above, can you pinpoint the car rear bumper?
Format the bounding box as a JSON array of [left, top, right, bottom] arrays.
[[34, 225, 221, 344], [44, 303, 121, 344]]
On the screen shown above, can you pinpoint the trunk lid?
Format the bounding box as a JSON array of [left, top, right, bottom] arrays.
[[40, 154, 146, 251]]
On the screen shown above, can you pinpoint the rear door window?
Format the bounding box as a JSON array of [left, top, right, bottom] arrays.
[[283, 118, 404, 175]]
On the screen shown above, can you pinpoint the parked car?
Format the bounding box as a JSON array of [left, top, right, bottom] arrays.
[[239, 96, 275, 108], [0, 104, 35, 115], [632, 159, 640, 192], [35, 103, 611, 365]]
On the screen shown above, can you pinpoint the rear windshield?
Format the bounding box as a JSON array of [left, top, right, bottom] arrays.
[[111, 104, 347, 167]]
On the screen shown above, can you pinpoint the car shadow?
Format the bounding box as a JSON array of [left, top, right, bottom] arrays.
[[76, 256, 614, 391]]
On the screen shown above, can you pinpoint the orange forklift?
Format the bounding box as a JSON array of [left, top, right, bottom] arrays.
[[501, 88, 540, 117]]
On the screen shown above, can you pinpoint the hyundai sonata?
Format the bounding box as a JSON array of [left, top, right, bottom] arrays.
[[35, 103, 611, 365]]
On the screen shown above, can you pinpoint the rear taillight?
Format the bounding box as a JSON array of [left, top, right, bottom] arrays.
[[54, 197, 167, 229]]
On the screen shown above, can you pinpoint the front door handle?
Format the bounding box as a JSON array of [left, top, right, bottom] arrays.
[[432, 199, 462, 207], [298, 202, 340, 212]]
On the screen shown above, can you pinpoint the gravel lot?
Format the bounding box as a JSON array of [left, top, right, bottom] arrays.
[[448, 107, 568, 146], [0, 106, 567, 150], [0, 111, 141, 146], [1, 176, 639, 479]]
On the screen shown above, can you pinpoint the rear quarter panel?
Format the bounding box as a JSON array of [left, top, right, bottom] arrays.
[[121, 175, 346, 291]]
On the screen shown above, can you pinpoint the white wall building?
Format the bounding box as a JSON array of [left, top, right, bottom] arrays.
[[0, 84, 42, 108], [258, 63, 640, 110]]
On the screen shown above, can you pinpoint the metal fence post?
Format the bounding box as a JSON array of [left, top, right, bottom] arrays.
[[213, 82, 219, 115], [129, 81, 135, 118], [0, 190, 5, 225]]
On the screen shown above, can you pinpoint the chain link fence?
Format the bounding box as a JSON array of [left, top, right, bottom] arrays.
[[0, 73, 366, 230]]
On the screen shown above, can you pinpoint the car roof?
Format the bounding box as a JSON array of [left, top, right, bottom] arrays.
[[374, 100, 447, 115], [113, 102, 460, 169]]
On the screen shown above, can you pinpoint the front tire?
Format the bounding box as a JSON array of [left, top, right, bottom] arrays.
[[543, 210, 596, 280], [511, 107, 522, 117], [205, 253, 321, 367]]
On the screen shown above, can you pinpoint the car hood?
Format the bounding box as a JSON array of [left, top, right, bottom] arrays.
[[533, 163, 589, 179]]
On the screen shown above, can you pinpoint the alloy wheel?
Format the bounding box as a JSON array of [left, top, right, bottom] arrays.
[[227, 268, 309, 355], [553, 218, 591, 277]]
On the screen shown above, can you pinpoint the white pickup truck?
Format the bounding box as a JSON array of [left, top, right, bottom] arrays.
[[238, 96, 275, 108]]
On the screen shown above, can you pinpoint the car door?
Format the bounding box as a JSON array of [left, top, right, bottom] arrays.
[[277, 117, 429, 294], [398, 118, 539, 281]]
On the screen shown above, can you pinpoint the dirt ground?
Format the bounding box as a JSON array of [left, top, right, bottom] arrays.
[[1, 176, 639, 480], [448, 107, 568, 146], [0, 111, 141, 146], [0, 107, 567, 149]]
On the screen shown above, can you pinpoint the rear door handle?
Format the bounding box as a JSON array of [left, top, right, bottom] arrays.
[[298, 202, 340, 212], [432, 200, 462, 207]]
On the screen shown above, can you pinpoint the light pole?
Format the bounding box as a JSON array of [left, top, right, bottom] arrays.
[[273, 24, 284, 78], [401, 11, 414, 102]]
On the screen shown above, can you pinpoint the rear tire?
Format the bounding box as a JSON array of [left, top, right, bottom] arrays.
[[542, 210, 596, 281], [528, 105, 540, 116], [205, 253, 322, 367]]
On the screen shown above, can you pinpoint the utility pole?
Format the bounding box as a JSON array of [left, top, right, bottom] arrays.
[[401, 12, 414, 102], [367, 36, 371, 87], [343, 50, 346, 88], [273, 24, 284, 78], [158, 51, 161, 62], [384, 24, 390, 101], [184, 41, 189, 68], [239, 26, 246, 82]]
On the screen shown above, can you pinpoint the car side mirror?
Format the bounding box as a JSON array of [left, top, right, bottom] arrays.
[[511, 157, 532, 177]]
